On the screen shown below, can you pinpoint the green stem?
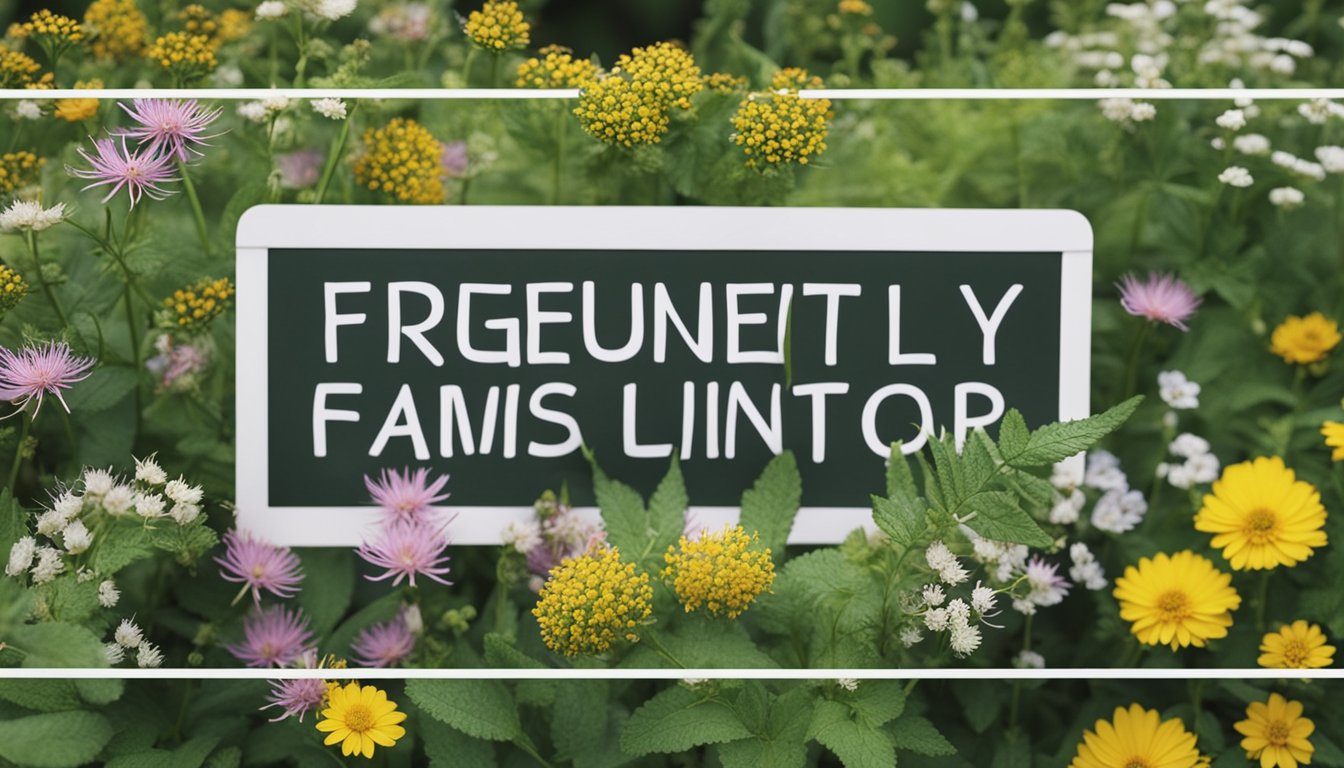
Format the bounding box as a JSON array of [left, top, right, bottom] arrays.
[[7, 412, 30, 492], [641, 628, 685, 669], [462, 47, 478, 86], [314, 103, 355, 205], [903, 678, 919, 695], [175, 159, 210, 255], [1122, 321, 1154, 399], [1254, 570, 1271, 631], [513, 736, 555, 768], [57, 407, 77, 458], [551, 103, 566, 204], [25, 231, 68, 327], [1189, 679, 1205, 725]]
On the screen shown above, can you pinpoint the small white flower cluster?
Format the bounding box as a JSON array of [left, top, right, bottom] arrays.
[[925, 540, 969, 585], [902, 542, 1005, 657], [238, 93, 294, 124], [0, 200, 66, 233], [1269, 187, 1305, 209], [9, 100, 43, 121], [1232, 134, 1270, 156], [255, 0, 288, 19], [293, 0, 357, 21], [105, 618, 162, 668], [1156, 433, 1220, 490], [1085, 451, 1148, 533], [1316, 146, 1344, 175], [1011, 557, 1071, 616], [368, 2, 432, 41], [1196, 1, 1313, 74], [1271, 151, 1327, 181], [1068, 542, 1107, 590], [968, 533, 1029, 583], [311, 98, 347, 120], [1158, 370, 1200, 411], [1218, 166, 1253, 188], [1297, 99, 1344, 125], [1098, 97, 1157, 126], [4, 457, 205, 588], [1215, 108, 1247, 131], [1013, 649, 1046, 668]]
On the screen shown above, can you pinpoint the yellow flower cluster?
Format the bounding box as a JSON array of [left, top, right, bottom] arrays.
[[1270, 312, 1340, 364], [83, 0, 148, 60], [515, 45, 597, 89], [0, 46, 43, 88], [838, 0, 874, 15], [0, 152, 44, 195], [145, 31, 218, 80], [662, 525, 775, 618], [573, 42, 703, 147], [463, 1, 530, 52], [215, 9, 252, 47], [533, 547, 652, 657], [732, 68, 831, 169], [705, 72, 748, 92], [1112, 550, 1241, 650], [162, 277, 235, 332], [354, 118, 447, 205], [54, 79, 102, 122], [21, 10, 83, 45], [1258, 620, 1334, 669], [0, 265, 28, 313], [177, 5, 219, 39], [172, 5, 249, 49]]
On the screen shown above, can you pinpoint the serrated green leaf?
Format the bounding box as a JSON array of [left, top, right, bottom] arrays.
[[0, 711, 114, 767], [89, 518, 155, 576], [8, 621, 108, 667], [620, 686, 752, 756], [293, 548, 355, 638], [997, 409, 1029, 460], [75, 678, 125, 706], [848, 681, 905, 727], [959, 491, 1052, 548], [552, 680, 610, 763], [870, 493, 925, 549], [421, 715, 498, 768], [990, 730, 1031, 768], [405, 679, 521, 742], [623, 620, 778, 669], [104, 737, 217, 768], [806, 699, 896, 768], [889, 714, 957, 756], [926, 433, 965, 509], [483, 633, 546, 669], [62, 366, 138, 413], [647, 456, 690, 564], [1003, 396, 1143, 468], [38, 575, 102, 624], [738, 451, 802, 560], [885, 442, 918, 500], [586, 450, 650, 558], [718, 686, 813, 768]]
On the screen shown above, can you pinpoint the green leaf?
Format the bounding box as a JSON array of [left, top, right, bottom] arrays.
[[482, 633, 546, 669], [996, 409, 1029, 460], [647, 456, 690, 564], [323, 591, 402, 658], [885, 443, 918, 500], [0, 488, 25, 556], [104, 737, 218, 768], [0, 680, 81, 712], [421, 715, 497, 768], [738, 451, 803, 560], [75, 679, 125, 706], [870, 494, 925, 549], [623, 621, 778, 669], [89, 518, 155, 576], [990, 730, 1031, 768], [848, 681, 905, 727], [959, 491, 1053, 548], [806, 699, 896, 768], [405, 680, 521, 742], [620, 685, 752, 756], [889, 714, 957, 757], [293, 548, 355, 638], [551, 680, 610, 763], [61, 366, 138, 413], [586, 449, 650, 557], [148, 522, 218, 564], [8, 622, 108, 667], [0, 711, 114, 767], [1002, 396, 1143, 468], [37, 575, 102, 624], [717, 687, 813, 768]]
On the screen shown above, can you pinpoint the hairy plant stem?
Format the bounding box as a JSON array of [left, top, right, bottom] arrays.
[[1122, 321, 1153, 399], [7, 412, 30, 492], [315, 102, 356, 205], [25, 231, 68, 327]]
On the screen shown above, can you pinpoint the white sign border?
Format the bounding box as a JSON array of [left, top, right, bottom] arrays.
[[236, 205, 1092, 547]]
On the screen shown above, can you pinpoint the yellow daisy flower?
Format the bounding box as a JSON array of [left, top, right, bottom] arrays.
[[1258, 620, 1335, 669], [1321, 421, 1344, 461], [1069, 703, 1202, 768], [1113, 550, 1241, 650], [1270, 312, 1340, 364], [1235, 693, 1314, 768], [1194, 456, 1327, 571], [315, 682, 407, 759]]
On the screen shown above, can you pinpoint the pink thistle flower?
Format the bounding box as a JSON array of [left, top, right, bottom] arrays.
[[67, 136, 177, 208], [350, 611, 417, 667], [226, 606, 314, 668], [364, 467, 450, 524], [1023, 556, 1071, 609], [1117, 272, 1201, 331], [117, 99, 223, 163], [0, 341, 95, 419], [357, 519, 453, 588], [261, 651, 327, 722], [215, 529, 304, 605]]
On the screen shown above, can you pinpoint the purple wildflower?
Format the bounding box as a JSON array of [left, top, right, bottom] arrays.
[[1023, 556, 1071, 609], [350, 611, 417, 667], [226, 605, 314, 668], [364, 467, 450, 524], [117, 98, 222, 162], [275, 149, 324, 189], [441, 140, 468, 178], [357, 519, 453, 588], [67, 136, 177, 207], [263, 677, 327, 722], [1117, 272, 1201, 331], [215, 529, 304, 605], [0, 341, 95, 418]]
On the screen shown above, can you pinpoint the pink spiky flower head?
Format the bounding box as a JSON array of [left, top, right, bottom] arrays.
[[364, 466, 450, 524], [356, 518, 453, 588], [261, 650, 328, 722], [226, 605, 315, 668], [118, 98, 223, 163], [0, 341, 95, 419], [350, 610, 417, 667], [1117, 272, 1201, 331], [215, 529, 305, 605], [67, 135, 177, 208]]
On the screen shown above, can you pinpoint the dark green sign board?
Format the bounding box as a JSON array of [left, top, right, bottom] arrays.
[[237, 206, 1092, 545]]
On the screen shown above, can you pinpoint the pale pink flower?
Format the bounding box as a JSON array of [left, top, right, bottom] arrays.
[[0, 341, 95, 418], [261, 651, 327, 722], [215, 529, 304, 604], [117, 99, 223, 162], [357, 519, 453, 587], [1117, 272, 1201, 331], [350, 611, 416, 667], [364, 467, 449, 524], [225, 606, 314, 668], [67, 136, 177, 207]]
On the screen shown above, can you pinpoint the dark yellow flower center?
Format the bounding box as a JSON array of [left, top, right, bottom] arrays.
[[1125, 759, 1152, 768], [1243, 508, 1278, 543], [1156, 590, 1191, 622], [1266, 720, 1291, 747], [344, 703, 375, 733], [1282, 639, 1310, 667]]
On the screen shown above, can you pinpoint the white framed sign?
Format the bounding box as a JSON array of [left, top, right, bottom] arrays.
[[236, 206, 1092, 546]]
